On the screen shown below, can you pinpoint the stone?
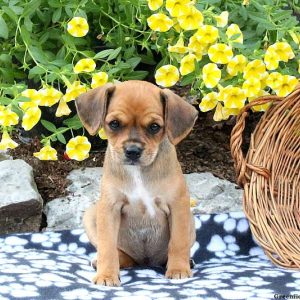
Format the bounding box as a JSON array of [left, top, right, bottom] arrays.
[[44, 168, 103, 231], [0, 150, 12, 162], [185, 172, 243, 214], [0, 159, 43, 234], [45, 167, 242, 231]]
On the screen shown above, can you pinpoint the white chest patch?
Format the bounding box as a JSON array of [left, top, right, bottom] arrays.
[[124, 166, 156, 217]]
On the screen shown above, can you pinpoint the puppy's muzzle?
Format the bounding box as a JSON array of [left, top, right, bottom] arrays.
[[125, 145, 143, 162]]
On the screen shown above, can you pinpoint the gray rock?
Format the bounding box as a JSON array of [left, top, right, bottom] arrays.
[[0, 150, 12, 161], [0, 159, 43, 234], [45, 167, 242, 231], [44, 168, 103, 231], [185, 172, 242, 214]]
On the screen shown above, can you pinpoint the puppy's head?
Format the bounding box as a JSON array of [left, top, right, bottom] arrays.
[[75, 81, 198, 166]]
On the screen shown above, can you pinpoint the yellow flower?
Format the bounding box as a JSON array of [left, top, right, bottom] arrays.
[[264, 49, 280, 71], [22, 106, 41, 131], [213, 102, 224, 121], [168, 37, 188, 54], [243, 59, 266, 80], [66, 136, 91, 161], [289, 31, 300, 46], [199, 92, 218, 112], [208, 43, 233, 64], [188, 35, 207, 59], [180, 54, 197, 75], [219, 85, 246, 109], [39, 87, 63, 107], [64, 81, 87, 102], [74, 58, 96, 74], [227, 55, 247, 76], [55, 99, 71, 117], [177, 6, 203, 31], [166, 0, 192, 17], [248, 90, 271, 112], [0, 107, 19, 126], [274, 75, 298, 97], [266, 72, 284, 89], [20, 89, 40, 110], [190, 198, 197, 207], [242, 78, 261, 97], [0, 131, 18, 150], [226, 24, 243, 44], [260, 71, 269, 89], [268, 42, 295, 62], [147, 13, 173, 32], [214, 11, 228, 27], [222, 106, 240, 119], [196, 25, 219, 45], [98, 128, 107, 140], [148, 0, 163, 11], [91, 72, 109, 89], [202, 63, 221, 88], [155, 65, 179, 87], [67, 17, 89, 37], [34, 145, 58, 161]]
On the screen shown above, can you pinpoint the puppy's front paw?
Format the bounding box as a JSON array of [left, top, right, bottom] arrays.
[[93, 273, 120, 286], [165, 267, 192, 279]]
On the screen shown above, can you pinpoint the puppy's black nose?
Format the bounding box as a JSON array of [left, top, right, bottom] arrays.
[[125, 145, 143, 161]]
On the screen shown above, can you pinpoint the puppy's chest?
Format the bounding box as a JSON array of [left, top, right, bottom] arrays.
[[122, 167, 160, 217]]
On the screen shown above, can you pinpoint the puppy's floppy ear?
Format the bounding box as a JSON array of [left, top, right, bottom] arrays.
[[75, 83, 115, 136], [161, 89, 198, 145]]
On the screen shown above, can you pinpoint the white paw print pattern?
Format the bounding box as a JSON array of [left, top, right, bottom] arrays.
[[206, 234, 240, 257], [214, 213, 249, 233], [31, 232, 61, 248], [58, 242, 87, 255], [0, 213, 299, 299]]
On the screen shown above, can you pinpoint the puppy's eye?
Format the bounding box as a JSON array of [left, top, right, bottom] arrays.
[[148, 123, 161, 134], [109, 120, 120, 130]]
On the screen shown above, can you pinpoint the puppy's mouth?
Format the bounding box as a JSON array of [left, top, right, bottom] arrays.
[[123, 158, 141, 166]]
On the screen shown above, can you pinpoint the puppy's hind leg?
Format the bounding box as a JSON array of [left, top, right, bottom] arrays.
[[83, 203, 98, 249], [83, 203, 136, 270]]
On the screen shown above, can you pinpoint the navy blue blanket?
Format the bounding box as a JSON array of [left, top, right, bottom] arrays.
[[0, 212, 299, 299]]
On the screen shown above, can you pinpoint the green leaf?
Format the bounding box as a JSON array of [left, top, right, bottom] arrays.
[[24, 17, 33, 32], [180, 73, 194, 86], [0, 16, 9, 39], [117, 62, 131, 69], [52, 7, 62, 23], [22, 0, 41, 17], [0, 97, 11, 105], [57, 133, 66, 144], [28, 66, 46, 79], [140, 54, 156, 65], [94, 49, 115, 59], [123, 70, 148, 80], [29, 46, 48, 64], [41, 120, 57, 132], [107, 47, 122, 61], [16, 96, 31, 103], [0, 54, 12, 65], [2, 6, 18, 22], [127, 57, 141, 68], [63, 115, 83, 130]]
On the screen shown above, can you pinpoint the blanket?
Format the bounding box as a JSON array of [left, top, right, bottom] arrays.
[[0, 212, 299, 299]]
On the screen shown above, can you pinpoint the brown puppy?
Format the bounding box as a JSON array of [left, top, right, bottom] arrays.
[[76, 80, 198, 286]]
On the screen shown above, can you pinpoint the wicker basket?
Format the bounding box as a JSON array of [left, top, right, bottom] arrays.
[[230, 85, 300, 269]]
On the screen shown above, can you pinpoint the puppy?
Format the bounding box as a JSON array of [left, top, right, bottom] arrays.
[[75, 80, 198, 286]]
